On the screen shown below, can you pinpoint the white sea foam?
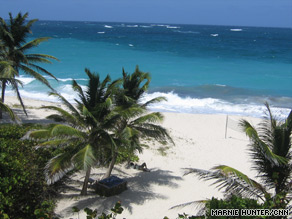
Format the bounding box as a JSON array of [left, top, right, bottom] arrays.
[[98, 32, 105, 34], [151, 24, 180, 29], [104, 25, 113, 28], [166, 25, 180, 29], [55, 78, 87, 82], [127, 25, 138, 28], [173, 30, 199, 34], [6, 84, 290, 119], [16, 76, 35, 85], [151, 24, 168, 27], [142, 92, 290, 119], [141, 25, 152, 28], [211, 34, 219, 37], [230, 29, 243, 31], [128, 44, 134, 47]]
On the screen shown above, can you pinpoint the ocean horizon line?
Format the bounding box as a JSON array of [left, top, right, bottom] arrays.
[[20, 19, 292, 30]]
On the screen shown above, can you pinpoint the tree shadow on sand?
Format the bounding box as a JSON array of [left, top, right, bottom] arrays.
[[1, 108, 54, 124], [58, 169, 183, 217]]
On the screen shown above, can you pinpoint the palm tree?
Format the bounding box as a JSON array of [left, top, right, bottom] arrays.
[[184, 103, 292, 211], [0, 12, 58, 118], [102, 66, 173, 179], [30, 69, 120, 195]]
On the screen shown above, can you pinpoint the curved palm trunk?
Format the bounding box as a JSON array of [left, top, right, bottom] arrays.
[[80, 167, 91, 195], [102, 153, 117, 179], [0, 80, 7, 119]]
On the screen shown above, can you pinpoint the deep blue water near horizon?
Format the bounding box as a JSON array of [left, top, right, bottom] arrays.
[[8, 20, 292, 118]]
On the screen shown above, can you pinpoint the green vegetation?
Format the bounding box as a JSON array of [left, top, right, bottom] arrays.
[[183, 103, 292, 216], [30, 67, 173, 195], [0, 124, 61, 218], [30, 68, 121, 195], [204, 196, 264, 219], [0, 12, 58, 118], [72, 201, 124, 219], [0, 101, 16, 120], [102, 66, 173, 179]]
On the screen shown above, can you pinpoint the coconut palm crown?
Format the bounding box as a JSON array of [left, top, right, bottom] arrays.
[[0, 12, 58, 117], [30, 69, 120, 195], [101, 66, 173, 179], [184, 103, 292, 210]]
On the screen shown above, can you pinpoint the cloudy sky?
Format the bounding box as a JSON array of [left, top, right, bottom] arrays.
[[1, 0, 292, 27]]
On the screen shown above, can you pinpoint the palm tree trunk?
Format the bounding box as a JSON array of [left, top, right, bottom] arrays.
[[80, 167, 91, 195], [0, 80, 7, 119], [102, 153, 117, 179]]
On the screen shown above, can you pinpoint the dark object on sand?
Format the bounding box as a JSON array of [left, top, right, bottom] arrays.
[[93, 176, 127, 197], [129, 162, 150, 172]]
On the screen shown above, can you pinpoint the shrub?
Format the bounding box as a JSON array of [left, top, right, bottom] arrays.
[[204, 196, 264, 218], [0, 124, 61, 218]]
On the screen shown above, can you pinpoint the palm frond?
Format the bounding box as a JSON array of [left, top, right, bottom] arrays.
[[132, 112, 164, 125], [0, 60, 18, 77], [45, 114, 67, 123], [19, 64, 53, 90], [26, 53, 59, 60], [48, 92, 80, 117], [0, 101, 18, 121], [45, 152, 75, 184], [212, 165, 267, 195], [29, 129, 51, 139], [25, 56, 52, 64], [72, 144, 96, 171], [240, 119, 287, 166], [170, 199, 208, 214], [50, 124, 86, 139], [134, 123, 173, 143], [72, 79, 86, 103], [37, 139, 69, 147], [41, 105, 83, 126], [19, 37, 51, 51], [115, 105, 145, 120], [142, 96, 167, 107], [264, 102, 277, 129], [26, 63, 58, 80], [286, 109, 292, 131], [183, 167, 267, 201]]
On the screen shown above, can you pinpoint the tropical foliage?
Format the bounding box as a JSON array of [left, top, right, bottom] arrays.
[[183, 103, 292, 215], [0, 124, 60, 219], [30, 68, 120, 195], [0, 12, 58, 118], [0, 100, 17, 121], [30, 67, 173, 195], [102, 66, 173, 179]]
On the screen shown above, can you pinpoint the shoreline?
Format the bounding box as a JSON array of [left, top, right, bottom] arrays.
[[3, 94, 290, 123], [2, 95, 262, 218]]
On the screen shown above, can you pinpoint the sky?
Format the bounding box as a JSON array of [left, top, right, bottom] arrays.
[[1, 0, 292, 28]]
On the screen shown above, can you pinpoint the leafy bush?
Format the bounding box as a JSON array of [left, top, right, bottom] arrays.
[[72, 201, 124, 219], [204, 196, 264, 218], [0, 124, 61, 218]]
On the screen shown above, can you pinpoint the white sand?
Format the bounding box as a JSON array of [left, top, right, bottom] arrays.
[[3, 96, 262, 219]]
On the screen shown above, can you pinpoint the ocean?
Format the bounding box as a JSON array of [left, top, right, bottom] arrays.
[[7, 21, 292, 118]]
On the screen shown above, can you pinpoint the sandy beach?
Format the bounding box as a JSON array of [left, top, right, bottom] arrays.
[[3, 96, 262, 218]]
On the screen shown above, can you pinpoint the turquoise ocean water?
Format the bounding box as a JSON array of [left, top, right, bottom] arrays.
[[8, 21, 292, 118]]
